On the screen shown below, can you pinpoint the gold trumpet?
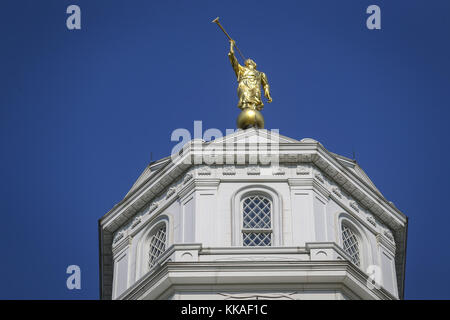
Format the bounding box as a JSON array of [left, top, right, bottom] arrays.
[[211, 17, 246, 62]]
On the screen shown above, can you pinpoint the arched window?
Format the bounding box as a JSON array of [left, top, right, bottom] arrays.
[[341, 223, 361, 266], [148, 224, 167, 268], [135, 216, 171, 281], [242, 195, 272, 246]]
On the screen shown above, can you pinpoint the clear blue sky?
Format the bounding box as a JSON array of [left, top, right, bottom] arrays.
[[1, 0, 449, 299]]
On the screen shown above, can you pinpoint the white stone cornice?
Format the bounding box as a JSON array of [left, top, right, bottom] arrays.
[[118, 243, 397, 301], [105, 151, 406, 236], [102, 143, 400, 231], [177, 177, 220, 200], [315, 146, 406, 227], [287, 178, 309, 188], [177, 175, 195, 200], [112, 235, 132, 257], [193, 178, 220, 189], [332, 187, 342, 198], [376, 233, 396, 253], [312, 178, 331, 199]]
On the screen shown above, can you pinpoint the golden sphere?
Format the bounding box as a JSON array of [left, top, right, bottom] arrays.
[[237, 108, 265, 129]]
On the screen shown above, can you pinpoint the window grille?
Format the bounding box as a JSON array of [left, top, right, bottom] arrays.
[[148, 225, 167, 268], [341, 224, 360, 266], [242, 195, 272, 246]]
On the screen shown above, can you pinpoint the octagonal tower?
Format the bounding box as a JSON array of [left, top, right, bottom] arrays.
[[99, 129, 407, 300]]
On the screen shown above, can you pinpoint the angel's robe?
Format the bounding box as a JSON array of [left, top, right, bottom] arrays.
[[228, 51, 270, 111]]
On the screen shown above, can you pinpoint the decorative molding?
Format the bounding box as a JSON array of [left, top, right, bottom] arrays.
[[113, 231, 125, 245], [247, 166, 260, 175], [314, 172, 324, 183], [332, 187, 342, 198], [366, 215, 376, 227], [312, 179, 331, 200], [349, 201, 359, 213], [218, 292, 297, 300], [149, 202, 159, 213], [193, 178, 220, 188], [213, 256, 302, 262], [166, 187, 176, 199], [198, 166, 211, 175], [384, 229, 394, 241], [222, 165, 236, 175], [272, 166, 285, 175], [131, 216, 142, 229], [183, 173, 193, 184], [296, 165, 310, 175]]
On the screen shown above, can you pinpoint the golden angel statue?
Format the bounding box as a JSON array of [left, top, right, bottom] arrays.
[[228, 40, 272, 129], [228, 40, 272, 110]]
